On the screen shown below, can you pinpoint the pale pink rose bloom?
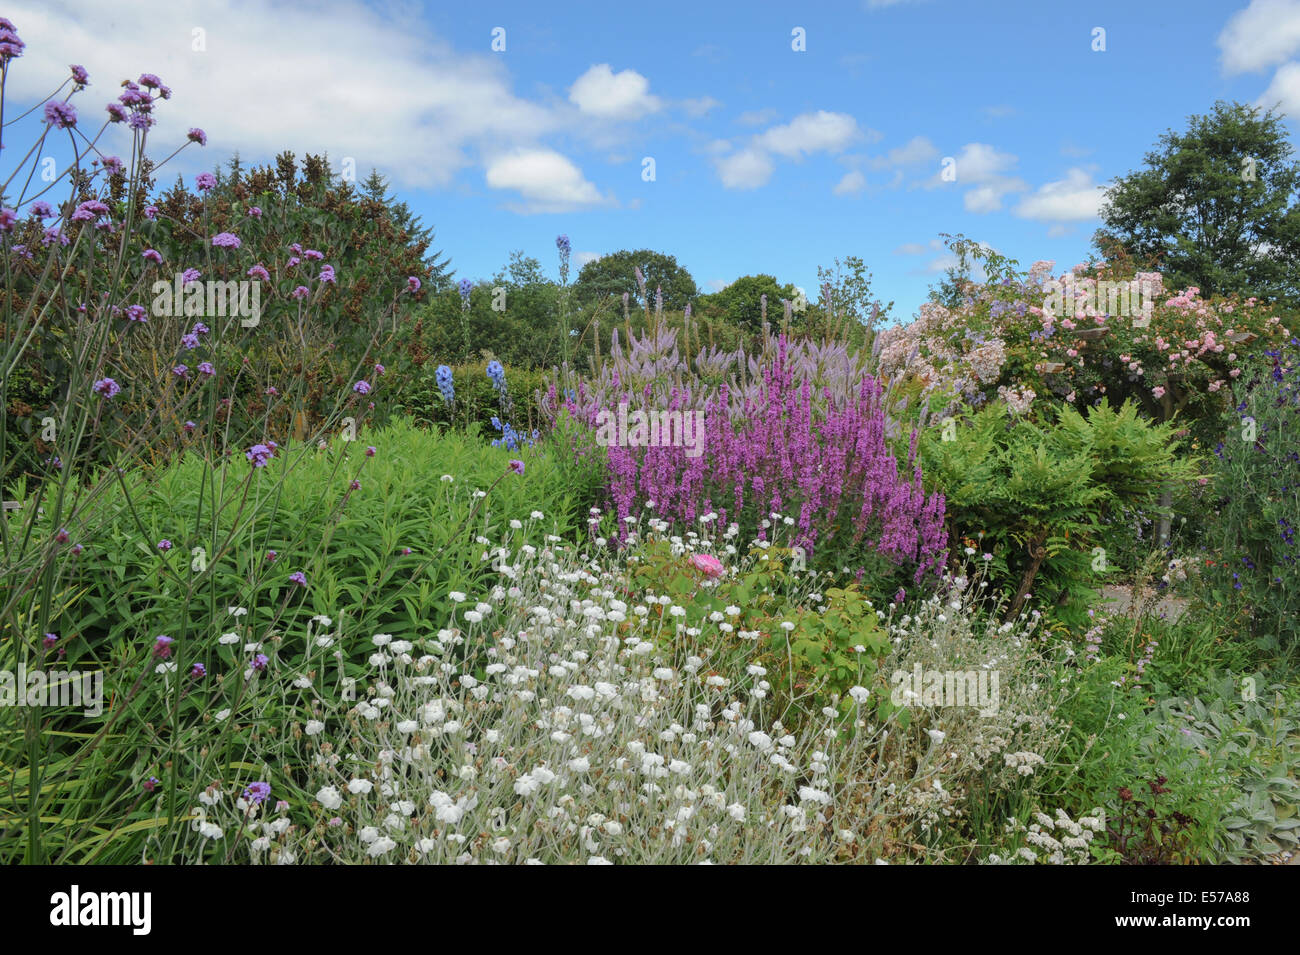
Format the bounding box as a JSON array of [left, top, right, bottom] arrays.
[[689, 553, 725, 578]]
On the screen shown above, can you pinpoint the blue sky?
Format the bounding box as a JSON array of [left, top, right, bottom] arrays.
[[7, 0, 1300, 319]]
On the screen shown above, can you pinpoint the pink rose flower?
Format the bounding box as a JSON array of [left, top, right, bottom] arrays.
[[689, 553, 725, 578]]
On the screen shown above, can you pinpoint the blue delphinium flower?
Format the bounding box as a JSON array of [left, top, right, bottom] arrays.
[[458, 278, 472, 308], [486, 360, 506, 392], [435, 365, 455, 404]]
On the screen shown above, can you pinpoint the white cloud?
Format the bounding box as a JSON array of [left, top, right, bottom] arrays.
[[1218, 0, 1300, 73], [929, 142, 1019, 186], [681, 96, 722, 118], [833, 169, 867, 196], [715, 148, 775, 189], [1259, 60, 1300, 116], [575, 251, 602, 267], [893, 241, 936, 255], [705, 278, 731, 292], [715, 110, 863, 189], [964, 183, 1017, 213], [6, 0, 557, 191], [484, 149, 606, 213], [568, 64, 662, 120], [755, 110, 865, 158], [1013, 168, 1107, 222], [735, 108, 779, 126], [870, 135, 939, 169]]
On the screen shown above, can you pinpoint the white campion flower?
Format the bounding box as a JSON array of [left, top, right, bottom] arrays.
[[568, 756, 591, 772], [199, 822, 223, 839], [218, 632, 240, 645], [848, 686, 870, 704], [727, 803, 746, 821], [214, 708, 231, 721], [463, 610, 483, 624], [566, 685, 595, 701], [305, 720, 325, 736], [531, 510, 544, 519], [396, 720, 418, 733], [346, 778, 373, 795], [367, 837, 397, 857], [448, 591, 467, 603], [927, 729, 946, 744], [748, 731, 773, 751], [372, 633, 392, 646]]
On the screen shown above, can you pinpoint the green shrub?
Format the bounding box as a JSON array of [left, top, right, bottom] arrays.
[[920, 399, 1197, 630], [1203, 339, 1300, 649]]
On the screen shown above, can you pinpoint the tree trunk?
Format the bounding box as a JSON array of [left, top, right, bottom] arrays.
[[1006, 529, 1050, 621]]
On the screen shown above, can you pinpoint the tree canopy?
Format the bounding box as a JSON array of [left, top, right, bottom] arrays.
[[1094, 101, 1300, 305]]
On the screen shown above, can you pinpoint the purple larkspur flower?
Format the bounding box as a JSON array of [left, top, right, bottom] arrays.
[[183, 421, 196, 433], [142, 248, 163, 264], [30, 201, 54, 219], [0, 208, 16, 233], [71, 542, 83, 555], [265, 386, 278, 396], [143, 776, 159, 792], [303, 249, 323, 261], [153, 635, 173, 659], [181, 333, 200, 350], [349, 479, 361, 491], [55, 528, 70, 544], [353, 380, 371, 395], [288, 571, 307, 587], [408, 276, 421, 293], [211, 232, 240, 249], [190, 663, 206, 679], [319, 264, 335, 284], [244, 781, 271, 804], [366, 445, 376, 457], [247, 206, 262, 218], [198, 361, 215, 376], [182, 267, 201, 285], [143, 204, 158, 220], [157, 539, 172, 552], [93, 377, 121, 398], [44, 101, 77, 129], [247, 264, 270, 282], [0, 19, 24, 61], [266, 550, 277, 562], [195, 172, 217, 192], [246, 443, 275, 468], [509, 459, 525, 475], [106, 103, 128, 123], [138, 73, 164, 89], [127, 112, 155, 131], [101, 156, 124, 174], [43, 633, 58, 648], [292, 285, 310, 300], [70, 64, 89, 85], [71, 200, 109, 222], [187, 127, 207, 146], [125, 304, 148, 323], [374, 363, 385, 376], [172, 364, 188, 378]]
